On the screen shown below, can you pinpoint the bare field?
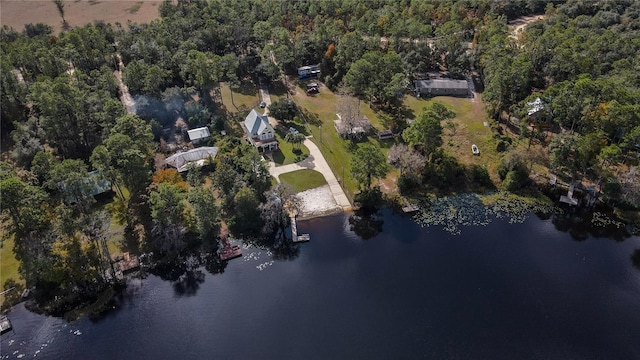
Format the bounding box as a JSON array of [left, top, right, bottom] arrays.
[[0, 0, 162, 33]]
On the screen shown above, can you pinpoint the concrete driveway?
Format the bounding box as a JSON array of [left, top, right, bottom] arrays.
[[269, 138, 352, 212]]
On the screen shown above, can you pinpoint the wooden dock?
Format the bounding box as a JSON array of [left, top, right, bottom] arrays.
[[118, 252, 140, 273], [0, 315, 12, 335], [219, 243, 242, 261], [290, 216, 310, 243], [401, 197, 420, 213]]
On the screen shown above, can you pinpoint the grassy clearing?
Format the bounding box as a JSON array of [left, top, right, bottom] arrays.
[[0, 236, 23, 286], [403, 94, 505, 181], [279, 169, 327, 192], [220, 82, 259, 112]]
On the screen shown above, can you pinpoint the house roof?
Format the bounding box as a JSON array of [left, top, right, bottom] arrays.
[[165, 147, 219, 172], [527, 97, 544, 116], [414, 79, 468, 90], [244, 109, 272, 136], [187, 127, 211, 141]]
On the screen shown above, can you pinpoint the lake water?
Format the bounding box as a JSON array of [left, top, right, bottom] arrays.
[[2, 209, 640, 359]]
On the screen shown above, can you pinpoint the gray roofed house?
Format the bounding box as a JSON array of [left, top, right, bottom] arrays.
[[187, 127, 211, 143], [415, 79, 469, 97], [242, 109, 279, 152]]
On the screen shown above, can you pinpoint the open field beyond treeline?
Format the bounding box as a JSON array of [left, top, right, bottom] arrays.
[[0, 0, 162, 33]]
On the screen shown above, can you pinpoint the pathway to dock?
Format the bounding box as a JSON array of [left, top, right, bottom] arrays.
[[268, 138, 352, 212]]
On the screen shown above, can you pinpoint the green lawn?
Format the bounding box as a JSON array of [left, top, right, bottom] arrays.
[[0, 236, 23, 286], [279, 169, 327, 192], [272, 130, 310, 166]]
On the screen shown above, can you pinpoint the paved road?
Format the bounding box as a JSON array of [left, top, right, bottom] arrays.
[[269, 138, 352, 212]]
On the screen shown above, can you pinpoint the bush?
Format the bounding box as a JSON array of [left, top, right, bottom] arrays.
[[470, 165, 493, 188], [503, 171, 522, 191], [497, 162, 509, 180], [496, 140, 508, 152], [398, 173, 420, 194]]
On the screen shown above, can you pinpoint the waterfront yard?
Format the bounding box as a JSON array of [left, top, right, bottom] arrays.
[[289, 80, 503, 196], [279, 169, 327, 193]]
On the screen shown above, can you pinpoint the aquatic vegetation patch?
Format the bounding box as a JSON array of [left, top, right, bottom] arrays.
[[591, 212, 624, 229], [414, 192, 558, 235]]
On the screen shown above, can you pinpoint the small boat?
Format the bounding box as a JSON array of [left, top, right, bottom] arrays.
[[219, 244, 242, 261], [472, 144, 480, 155]]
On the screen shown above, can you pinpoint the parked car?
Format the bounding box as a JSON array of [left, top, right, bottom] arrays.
[[260, 101, 266, 108], [289, 127, 299, 135]]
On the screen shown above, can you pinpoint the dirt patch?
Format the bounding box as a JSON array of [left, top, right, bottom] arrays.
[[508, 15, 545, 42], [1, 0, 162, 33]]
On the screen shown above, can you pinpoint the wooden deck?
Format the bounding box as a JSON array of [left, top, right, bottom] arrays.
[[118, 252, 140, 273]]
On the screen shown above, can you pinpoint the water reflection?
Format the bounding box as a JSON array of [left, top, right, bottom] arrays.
[[172, 270, 205, 297], [348, 211, 384, 240], [549, 207, 632, 242], [632, 249, 640, 270]]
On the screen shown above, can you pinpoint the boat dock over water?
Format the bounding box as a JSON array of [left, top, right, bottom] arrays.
[[0, 315, 12, 335], [219, 243, 242, 261], [290, 216, 310, 243], [401, 197, 420, 213]]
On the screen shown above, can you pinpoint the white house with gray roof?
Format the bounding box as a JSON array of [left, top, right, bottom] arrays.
[[242, 109, 278, 152]]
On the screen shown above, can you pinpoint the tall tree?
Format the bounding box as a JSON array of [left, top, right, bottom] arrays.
[[187, 187, 219, 241], [149, 183, 188, 257], [351, 143, 388, 190], [402, 110, 444, 155]]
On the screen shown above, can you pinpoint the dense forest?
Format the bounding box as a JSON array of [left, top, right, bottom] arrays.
[[1, 0, 639, 315]]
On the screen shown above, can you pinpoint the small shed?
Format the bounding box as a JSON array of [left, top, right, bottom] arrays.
[[187, 127, 211, 143], [378, 130, 394, 140]]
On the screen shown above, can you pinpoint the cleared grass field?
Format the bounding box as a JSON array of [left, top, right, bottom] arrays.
[[279, 169, 326, 193], [403, 94, 504, 182], [220, 82, 260, 112], [0, 236, 23, 286]]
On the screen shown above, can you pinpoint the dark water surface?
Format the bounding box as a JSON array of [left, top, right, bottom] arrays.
[[2, 210, 640, 359]]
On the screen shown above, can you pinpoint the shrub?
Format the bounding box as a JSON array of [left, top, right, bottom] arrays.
[[398, 173, 420, 194], [470, 165, 493, 188], [496, 140, 508, 152]]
